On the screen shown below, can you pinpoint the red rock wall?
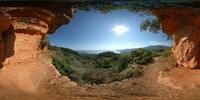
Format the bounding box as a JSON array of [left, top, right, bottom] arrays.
[[0, 7, 76, 92], [0, 6, 73, 66], [0, 11, 15, 68], [152, 8, 200, 68]]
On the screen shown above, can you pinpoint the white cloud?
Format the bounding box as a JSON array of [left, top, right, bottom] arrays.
[[150, 41, 167, 46], [113, 25, 129, 36]]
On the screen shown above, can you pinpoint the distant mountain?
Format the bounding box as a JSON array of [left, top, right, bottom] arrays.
[[118, 45, 171, 54], [116, 49, 134, 54], [77, 45, 171, 54], [77, 50, 120, 54], [143, 45, 171, 51]]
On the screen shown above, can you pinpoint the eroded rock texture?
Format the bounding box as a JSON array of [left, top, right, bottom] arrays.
[[0, 6, 76, 92], [0, 11, 15, 68], [152, 8, 200, 68]]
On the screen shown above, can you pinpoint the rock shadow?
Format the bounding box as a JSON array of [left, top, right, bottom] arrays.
[[0, 25, 15, 68]]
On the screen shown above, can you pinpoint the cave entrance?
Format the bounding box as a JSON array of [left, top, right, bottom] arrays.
[[1, 2, 200, 98], [48, 8, 172, 85]]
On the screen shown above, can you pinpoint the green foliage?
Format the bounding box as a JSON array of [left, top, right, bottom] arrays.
[[95, 51, 120, 68], [140, 19, 161, 33], [49, 46, 80, 56], [151, 47, 172, 57], [82, 68, 118, 84], [115, 65, 143, 81], [132, 66, 143, 77], [118, 55, 130, 72], [158, 48, 176, 72], [160, 48, 172, 57], [52, 53, 86, 83], [49, 46, 148, 84], [129, 49, 153, 65], [49, 46, 89, 83], [52, 58, 66, 75], [141, 47, 175, 72], [97, 51, 120, 58], [40, 38, 49, 49]]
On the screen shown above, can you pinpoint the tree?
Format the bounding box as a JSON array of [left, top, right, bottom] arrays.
[[140, 18, 161, 33], [129, 49, 153, 65]]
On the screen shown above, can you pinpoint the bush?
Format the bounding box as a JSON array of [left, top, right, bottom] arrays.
[[160, 48, 172, 57], [159, 49, 176, 72], [132, 66, 143, 77], [95, 51, 120, 68], [52, 57, 86, 83], [52, 58, 66, 75], [40, 38, 49, 49], [118, 55, 130, 72], [97, 51, 119, 58], [82, 68, 113, 84], [129, 49, 153, 65], [115, 65, 143, 81]]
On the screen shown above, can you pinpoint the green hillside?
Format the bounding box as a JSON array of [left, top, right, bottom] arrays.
[[48, 45, 167, 85]]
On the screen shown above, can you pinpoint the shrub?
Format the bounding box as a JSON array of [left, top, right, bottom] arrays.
[[160, 55, 175, 72], [83, 69, 106, 84], [118, 55, 130, 72], [97, 51, 119, 58], [159, 48, 176, 72], [52, 57, 86, 83], [160, 48, 172, 57], [129, 49, 153, 65], [95, 51, 120, 68], [132, 65, 143, 77], [52, 58, 66, 75], [95, 59, 112, 68], [40, 38, 49, 49], [115, 65, 143, 81]]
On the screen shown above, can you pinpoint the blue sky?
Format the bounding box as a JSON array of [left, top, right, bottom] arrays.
[[48, 9, 172, 50]]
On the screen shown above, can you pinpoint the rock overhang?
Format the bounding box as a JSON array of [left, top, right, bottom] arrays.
[[0, 1, 75, 35]]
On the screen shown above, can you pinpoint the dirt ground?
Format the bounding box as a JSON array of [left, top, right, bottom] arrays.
[[1, 57, 200, 100]]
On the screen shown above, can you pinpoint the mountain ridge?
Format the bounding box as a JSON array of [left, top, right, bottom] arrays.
[[77, 45, 171, 54]]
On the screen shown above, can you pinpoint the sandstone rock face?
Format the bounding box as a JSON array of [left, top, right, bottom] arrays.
[[0, 7, 76, 92], [0, 11, 10, 32], [0, 11, 15, 68], [152, 8, 200, 68]]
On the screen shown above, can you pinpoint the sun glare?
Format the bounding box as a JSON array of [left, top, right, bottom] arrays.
[[113, 25, 129, 36]]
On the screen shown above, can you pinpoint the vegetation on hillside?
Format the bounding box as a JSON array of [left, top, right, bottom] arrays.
[[129, 48, 153, 65], [47, 45, 173, 85], [158, 48, 176, 72]]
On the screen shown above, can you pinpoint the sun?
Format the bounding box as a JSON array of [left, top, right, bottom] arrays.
[[113, 25, 129, 36]]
